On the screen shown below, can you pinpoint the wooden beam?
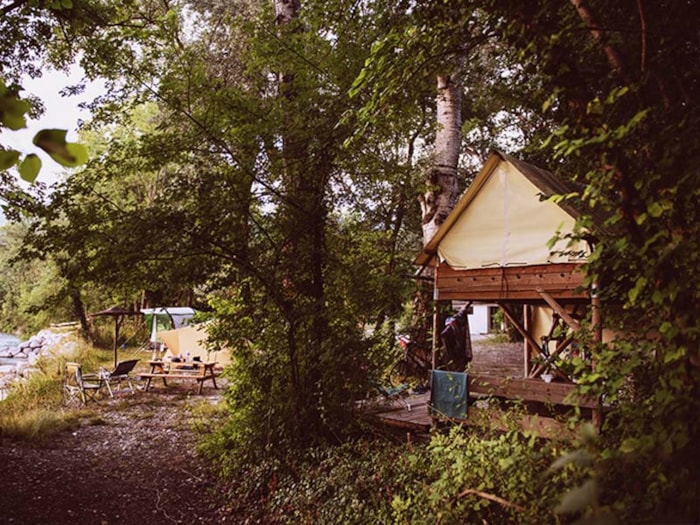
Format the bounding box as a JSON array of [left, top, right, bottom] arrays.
[[469, 373, 598, 408], [432, 258, 440, 371], [436, 263, 588, 302], [497, 303, 541, 363], [523, 304, 532, 377], [529, 335, 575, 378], [536, 289, 581, 331]]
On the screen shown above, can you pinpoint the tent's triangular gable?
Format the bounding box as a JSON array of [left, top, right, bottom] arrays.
[[415, 152, 590, 270]]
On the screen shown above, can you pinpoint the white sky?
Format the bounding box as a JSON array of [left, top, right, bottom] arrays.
[[3, 63, 105, 187]]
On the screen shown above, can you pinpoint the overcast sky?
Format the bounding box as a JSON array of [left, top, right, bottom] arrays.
[[4, 63, 105, 187]]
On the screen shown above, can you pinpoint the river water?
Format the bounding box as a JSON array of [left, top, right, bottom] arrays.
[[0, 332, 21, 364], [0, 333, 22, 398], [0, 332, 20, 346]]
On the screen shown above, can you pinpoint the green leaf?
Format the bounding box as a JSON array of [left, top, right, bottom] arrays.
[[659, 321, 676, 337], [0, 149, 21, 170], [64, 143, 89, 166], [549, 449, 593, 471], [628, 277, 647, 304], [555, 479, 597, 514], [647, 201, 664, 218], [619, 437, 639, 453], [605, 86, 629, 104], [581, 422, 598, 444], [33, 129, 88, 167], [586, 98, 603, 115], [634, 212, 647, 225], [0, 96, 30, 130], [18, 154, 41, 183]]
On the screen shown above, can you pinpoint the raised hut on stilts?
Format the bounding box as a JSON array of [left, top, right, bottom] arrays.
[[415, 151, 609, 436]]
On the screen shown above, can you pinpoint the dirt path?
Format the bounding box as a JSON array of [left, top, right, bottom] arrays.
[[0, 387, 235, 525]]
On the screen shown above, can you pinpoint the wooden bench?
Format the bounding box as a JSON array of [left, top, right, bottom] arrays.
[[140, 361, 219, 395]]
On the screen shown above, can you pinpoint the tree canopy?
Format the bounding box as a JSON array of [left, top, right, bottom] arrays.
[[0, 1, 698, 521]]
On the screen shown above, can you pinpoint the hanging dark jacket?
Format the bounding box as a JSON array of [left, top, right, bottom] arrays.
[[440, 304, 473, 370]]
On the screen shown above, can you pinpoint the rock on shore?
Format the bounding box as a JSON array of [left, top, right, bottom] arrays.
[[0, 328, 78, 397]]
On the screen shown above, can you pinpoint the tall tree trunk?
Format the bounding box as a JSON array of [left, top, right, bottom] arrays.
[[569, 0, 631, 84], [414, 70, 462, 351], [274, 0, 329, 443], [70, 288, 91, 342], [420, 72, 462, 245]]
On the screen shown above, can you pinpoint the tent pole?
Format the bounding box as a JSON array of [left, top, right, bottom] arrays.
[[113, 317, 119, 367]]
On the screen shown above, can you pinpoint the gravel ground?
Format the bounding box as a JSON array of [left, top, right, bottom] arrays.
[[0, 386, 235, 525], [0, 336, 523, 525]]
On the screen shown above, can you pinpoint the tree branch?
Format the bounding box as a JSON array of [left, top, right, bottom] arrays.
[[569, 0, 632, 85], [636, 0, 647, 73], [1, 0, 29, 16], [458, 488, 526, 512]]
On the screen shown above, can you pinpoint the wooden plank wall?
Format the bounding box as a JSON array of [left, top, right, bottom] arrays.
[[436, 263, 587, 302]]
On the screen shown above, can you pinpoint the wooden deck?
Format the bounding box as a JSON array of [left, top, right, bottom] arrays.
[[365, 338, 588, 439], [362, 392, 433, 432]]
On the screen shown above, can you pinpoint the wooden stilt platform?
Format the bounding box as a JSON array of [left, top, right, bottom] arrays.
[[365, 390, 579, 439], [363, 392, 432, 432], [364, 339, 586, 439]]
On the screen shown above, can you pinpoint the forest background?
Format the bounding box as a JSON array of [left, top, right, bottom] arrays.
[[1, 1, 698, 523]]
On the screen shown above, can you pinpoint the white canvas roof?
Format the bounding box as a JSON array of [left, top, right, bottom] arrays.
[[141, 307, 196, 329], [416, 152, 591, 270]]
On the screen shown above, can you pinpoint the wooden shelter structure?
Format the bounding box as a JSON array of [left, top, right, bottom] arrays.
[[414, 151, 605, 430], [89, 306, 141, 367]]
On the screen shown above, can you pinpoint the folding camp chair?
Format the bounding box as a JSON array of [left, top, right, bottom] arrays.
[[64, 362, 106, 405], [99, 359, 139, 396]]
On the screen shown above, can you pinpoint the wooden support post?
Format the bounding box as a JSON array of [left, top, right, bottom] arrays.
[[497, 303, 541, 356], [431, 259, 439, 372], [591, 282, 603, 428], [523, 304, 532, 377]]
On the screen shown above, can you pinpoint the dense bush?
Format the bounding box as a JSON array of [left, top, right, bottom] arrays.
[[201, 418, 605, 525]]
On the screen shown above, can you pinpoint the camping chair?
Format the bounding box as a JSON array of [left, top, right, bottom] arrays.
[[370, 380, 413, 410], [64, 362, 106, 405], [99, 359, 139, 396]]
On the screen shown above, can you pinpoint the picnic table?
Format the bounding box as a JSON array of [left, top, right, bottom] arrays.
[[140, 360, 219, 394]]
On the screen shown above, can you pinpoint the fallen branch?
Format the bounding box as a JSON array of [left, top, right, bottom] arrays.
[[458, 488, 526, 512], [155, 488, 179, 523]]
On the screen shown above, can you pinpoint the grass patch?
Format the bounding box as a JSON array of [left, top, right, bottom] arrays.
[[0, 332, 123, 443], [483, 331, 513, 343], [189, 397, 229, 436], [0, 408, 83, 444]]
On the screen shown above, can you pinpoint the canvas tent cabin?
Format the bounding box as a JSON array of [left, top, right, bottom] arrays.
[[157, 323, 232, 367], [415, 151, 605, 429]]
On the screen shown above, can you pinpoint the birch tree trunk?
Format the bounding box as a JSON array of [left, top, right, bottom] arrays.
[[420, 72, 462, 245], [413, 69, 462, 358]]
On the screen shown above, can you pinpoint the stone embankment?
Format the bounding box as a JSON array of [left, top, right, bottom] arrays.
[[0, 328, 78, 398]]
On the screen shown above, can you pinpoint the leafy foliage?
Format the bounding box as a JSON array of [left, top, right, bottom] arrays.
[[350, 1, 700, 522], [0, 78, 87, 184], [3, 1, 699, 522]]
